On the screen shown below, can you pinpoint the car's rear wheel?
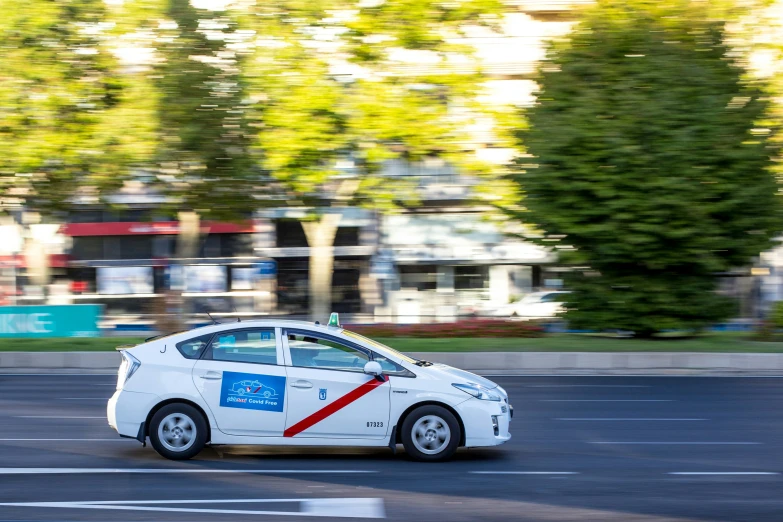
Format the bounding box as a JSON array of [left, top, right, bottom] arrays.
[[401, 405, 460, 462], [149, 403, 207, 460]]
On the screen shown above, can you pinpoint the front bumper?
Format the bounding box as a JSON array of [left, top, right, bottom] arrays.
[[107, 389, 160, 440], [458, 397, 512, 448]]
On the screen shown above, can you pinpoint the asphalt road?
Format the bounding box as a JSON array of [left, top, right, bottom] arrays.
[[0, 374, 782, 522]]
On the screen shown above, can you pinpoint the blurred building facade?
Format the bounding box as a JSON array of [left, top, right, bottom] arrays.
[[15, 159, 558, 323]]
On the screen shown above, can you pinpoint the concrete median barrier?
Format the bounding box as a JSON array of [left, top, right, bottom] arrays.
[[1, 350, 783, 374], [404, 352, 783, 374], [0, 351, 121, 372]]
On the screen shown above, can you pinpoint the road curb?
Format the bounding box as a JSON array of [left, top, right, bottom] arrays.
[[405, 352, 783, 373], [1, 351, 783, 375]]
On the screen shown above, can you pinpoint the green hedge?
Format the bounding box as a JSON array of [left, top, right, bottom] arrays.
[[346, 320, 544, 338]]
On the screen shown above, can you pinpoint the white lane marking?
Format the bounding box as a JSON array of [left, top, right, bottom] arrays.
[[0, 373, 114, 376], [541, 399, 674, 402], [6, 372, 783, 377], [590, 441, 761, 445], [0, 468, 379, 475], [558, 418, 707, 421], [481, 374, 783, 378], [0, 498, 385, 519], [470, 471, 579, 475], [525, 385, 651, 388], [303, 498, 385, 518], [0, 439, 129, 442], [669, 472, 780, 476], [57, 398, 109, 400], [14, 416, 106, 419]]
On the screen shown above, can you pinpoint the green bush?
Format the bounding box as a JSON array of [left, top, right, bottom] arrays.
[[345, 320, 545, 339], [770, 301, 783, 329]]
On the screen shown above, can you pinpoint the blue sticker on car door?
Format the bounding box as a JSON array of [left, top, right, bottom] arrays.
[[219, 371, 286, 412]]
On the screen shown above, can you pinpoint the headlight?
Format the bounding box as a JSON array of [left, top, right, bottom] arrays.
[[116, 351, 141, 390], [495, 385, 508, 400], [452, 383, 501, 401]]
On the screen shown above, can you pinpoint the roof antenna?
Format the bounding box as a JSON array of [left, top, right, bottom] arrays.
[[232, 304, 241, 322], [205, 312, 218, 325]]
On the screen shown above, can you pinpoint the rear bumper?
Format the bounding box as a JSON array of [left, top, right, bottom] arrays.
[[107, 389, 160, 440]]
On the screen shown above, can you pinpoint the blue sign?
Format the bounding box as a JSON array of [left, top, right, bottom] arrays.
[[0, 304, 102, 338], [219, 371, 286, 412], [319, 388, 327, 401], [255, 261, 277, 279]]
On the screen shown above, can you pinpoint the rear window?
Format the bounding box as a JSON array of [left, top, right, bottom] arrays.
[[176, 333, 213, 360]]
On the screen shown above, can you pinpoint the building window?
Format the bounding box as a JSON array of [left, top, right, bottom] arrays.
[[119, 236, 153, 260], [221, 233, 254, 257], [334, 227, 360, 247], [399, 265, 437, 291], [455, 265, 488, 291], [71, 237, 104, 260], [276, 220, 308, 248]]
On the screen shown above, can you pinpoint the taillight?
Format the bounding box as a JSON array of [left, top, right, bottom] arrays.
[[116, 351, 141, 390]]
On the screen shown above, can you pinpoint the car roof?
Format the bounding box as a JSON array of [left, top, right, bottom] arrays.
[[142, 317, 416, 366], [169, 319, 344, 339]]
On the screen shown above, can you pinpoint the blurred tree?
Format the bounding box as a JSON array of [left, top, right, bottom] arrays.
[[242, 0, 513, 320], [511, 0, 783, 336], [101, 0, 260, 325], [0, 0, 133, 298], [0, 0, 126, 212], [154, 0, 257, 222]]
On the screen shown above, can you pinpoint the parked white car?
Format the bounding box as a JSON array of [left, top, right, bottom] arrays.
[[108, 315, 512, 461], [490, 291, 569, 319]]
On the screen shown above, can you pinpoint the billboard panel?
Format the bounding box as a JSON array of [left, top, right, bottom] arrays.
[[97, 267, 154, 295]]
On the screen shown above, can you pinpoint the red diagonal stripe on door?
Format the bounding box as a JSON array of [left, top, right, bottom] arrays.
[[283, 376, 388, 438]]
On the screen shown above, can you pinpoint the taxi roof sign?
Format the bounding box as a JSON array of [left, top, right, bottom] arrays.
[[328, 312, 340, 327]]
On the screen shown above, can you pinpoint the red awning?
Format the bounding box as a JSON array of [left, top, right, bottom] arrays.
[[60, 221, 255, 237]]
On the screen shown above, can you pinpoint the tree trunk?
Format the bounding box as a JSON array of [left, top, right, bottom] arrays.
[[176, 211, 201, 260], [302, 213, 341, 322], [170, 211, 201, 328]]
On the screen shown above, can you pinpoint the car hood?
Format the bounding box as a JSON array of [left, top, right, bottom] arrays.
[[426, 363, 499, 390]]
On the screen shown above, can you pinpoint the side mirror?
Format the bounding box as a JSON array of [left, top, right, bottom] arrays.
[[364, 361, 383, 378]]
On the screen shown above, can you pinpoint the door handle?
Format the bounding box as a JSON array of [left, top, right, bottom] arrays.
[[290, 380, 313, 389], [199, 371, 222, 380]]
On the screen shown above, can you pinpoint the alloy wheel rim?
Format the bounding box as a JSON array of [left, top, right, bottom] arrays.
[[158, 413, 196, 452], [411, 415, 451, 455]]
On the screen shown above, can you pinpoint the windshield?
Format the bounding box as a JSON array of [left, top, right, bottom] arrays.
[[341, 330, 420, 364]]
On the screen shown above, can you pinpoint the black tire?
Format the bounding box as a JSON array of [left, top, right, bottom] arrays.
[[149, 403, 207, 460], [401, 405, 461, 462]]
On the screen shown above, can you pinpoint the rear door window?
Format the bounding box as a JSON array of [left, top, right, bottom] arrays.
[[205, 328, 278, 366]]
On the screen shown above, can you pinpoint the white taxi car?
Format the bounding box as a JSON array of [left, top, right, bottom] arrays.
[[108, 314, 512, 461]]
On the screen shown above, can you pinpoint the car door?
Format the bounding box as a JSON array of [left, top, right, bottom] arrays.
[[192, 327, 288, 437], [282, 329, 390, 439]]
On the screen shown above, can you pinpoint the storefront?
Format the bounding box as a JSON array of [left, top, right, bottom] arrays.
[[375, 213, 555, 322]]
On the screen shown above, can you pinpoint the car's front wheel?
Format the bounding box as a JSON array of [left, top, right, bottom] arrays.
[[149, 403, 207, 460], [401, 405, 461, 462]]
